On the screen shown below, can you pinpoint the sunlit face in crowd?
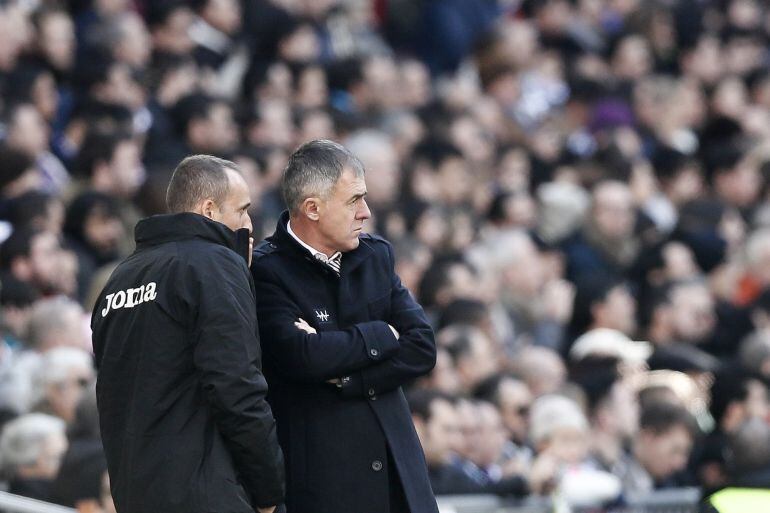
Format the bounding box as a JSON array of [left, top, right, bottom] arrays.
[[34, 429, 68, 479], [637, 425, 693, 481], [47, 365, 95, 424], [313, 167, 371, 254], [29, 231, 62, 291], [422, 399, 463, 466], [744, 379, 770, 422], [204, 103, 239, 152], [203, 0, 241, 35], [594, 285, 637, 335], [7, 104, 49, 156], [84, 207, 124, 256], [152, 6, 194, 55], [356, 143, 399, 208], [454, 399, 482, 461], [110, 140, 145, 198], [38, 11, 75, 71], [427, 348, 462, 394], [591, 182, 635, 240], [669, 282, 715, 344], [546, 426, 591, 465], [475, 402, 508, 467], [602, 379, 640, 440], [498, 378, 533, 444]]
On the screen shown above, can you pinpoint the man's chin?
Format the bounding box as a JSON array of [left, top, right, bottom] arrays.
[[347, 236, 361, 251]]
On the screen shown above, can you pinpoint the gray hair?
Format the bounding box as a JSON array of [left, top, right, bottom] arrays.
[[529, 394, 588, 445], [282, 139, 364, 214], [745, 228, 770, 268], [166, 155, 239, 213], [27, 296, 84, 351], [31, 347, 94, 407], [739, 330, 770, 375], [0, 413, 65, 475]]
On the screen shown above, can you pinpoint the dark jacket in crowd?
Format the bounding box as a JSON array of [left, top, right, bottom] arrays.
[[91, 213, 284, 513], [251, 212, 438, 513], [428, 462, 528, 497]]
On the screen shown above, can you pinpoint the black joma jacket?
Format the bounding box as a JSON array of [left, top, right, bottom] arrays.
[[91, 213, 285, 513]]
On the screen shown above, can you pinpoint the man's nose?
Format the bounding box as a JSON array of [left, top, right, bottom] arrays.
[[243, 214, 253, 233], [358, 199, 371, 220]]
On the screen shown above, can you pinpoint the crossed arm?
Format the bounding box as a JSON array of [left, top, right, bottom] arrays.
[[252, 249, 436, 395]]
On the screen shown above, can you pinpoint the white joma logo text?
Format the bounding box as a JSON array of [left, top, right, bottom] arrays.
[[102, 282, 157, 317], [315, 310, 329, 322]]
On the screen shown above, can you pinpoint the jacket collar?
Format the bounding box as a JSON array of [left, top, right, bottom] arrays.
[[135, 213, 251, 262], [271, 211, 373, 275]]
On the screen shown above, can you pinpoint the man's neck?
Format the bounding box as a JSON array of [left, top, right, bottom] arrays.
[[288, 217, 336, 258]]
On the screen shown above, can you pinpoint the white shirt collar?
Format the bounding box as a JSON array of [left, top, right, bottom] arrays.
[[287, 220, 335, 260]]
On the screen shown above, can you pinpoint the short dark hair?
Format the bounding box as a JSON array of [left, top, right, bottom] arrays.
[[640, 401, 697, 438], [472, 372, 523, 405], [0, 144, 35, 190], [440, 324, 479, 365], [4, 191, 57, 230], [568, 355, 623, 414], [407, 389, 453, 422], [172, 93, 222, 136], [0, 227, 40, 271], [438, 298, 489, 330], [74, 129, 135, 178], [709, 365, 759, 424], [165, 155, 238, 213], [0, 274, 39, 307], [281, 139, 364, 214]]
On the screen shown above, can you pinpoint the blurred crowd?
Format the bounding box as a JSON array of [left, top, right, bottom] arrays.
[[2, 0, 770, 511]]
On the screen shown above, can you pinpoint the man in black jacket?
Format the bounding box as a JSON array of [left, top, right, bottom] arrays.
[[251, 140, 438, 513], [91, 155, 284, 513]]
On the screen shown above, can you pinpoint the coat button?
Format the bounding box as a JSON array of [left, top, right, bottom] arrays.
[[371, 460, 383, 472], [370, 348, 379, 357]]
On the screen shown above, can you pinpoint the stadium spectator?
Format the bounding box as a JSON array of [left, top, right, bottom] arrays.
[[617, 401, 698, 498], [31, 347, 94, 425], [0, 413, 67, 501]]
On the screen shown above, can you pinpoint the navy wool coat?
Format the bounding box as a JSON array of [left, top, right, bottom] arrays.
[[251, 212, 439, 513]]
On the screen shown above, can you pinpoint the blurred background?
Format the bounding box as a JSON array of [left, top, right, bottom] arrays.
[[1, 0, 770, 512]]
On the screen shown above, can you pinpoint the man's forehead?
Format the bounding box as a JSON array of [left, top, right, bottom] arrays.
[[337, 168, 367, 192], [225, 168, 249, 197]]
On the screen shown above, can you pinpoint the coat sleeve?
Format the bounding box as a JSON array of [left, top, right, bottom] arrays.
[[252, 265, 401, 383], [191, 251, 285, 508], [340, 241, 436, 399]]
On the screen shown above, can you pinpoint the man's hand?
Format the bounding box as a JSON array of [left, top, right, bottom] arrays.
[[296, 319, 340, 384], [388, 324, 400, 340], [295, 318, 317, 334]]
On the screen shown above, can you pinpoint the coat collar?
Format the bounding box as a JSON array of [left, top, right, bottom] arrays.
[[135, 213, 251, 262], [270, 211, 374, 275]]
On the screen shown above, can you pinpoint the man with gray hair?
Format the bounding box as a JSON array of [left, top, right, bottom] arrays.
[[91, 155, 284, 513], [0, 412, 67, 501], [251, 139, 438, 513]]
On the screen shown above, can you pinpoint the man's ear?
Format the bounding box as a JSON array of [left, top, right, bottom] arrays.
[[195, 198, 217, 220], [302, 198, 321, 221]]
